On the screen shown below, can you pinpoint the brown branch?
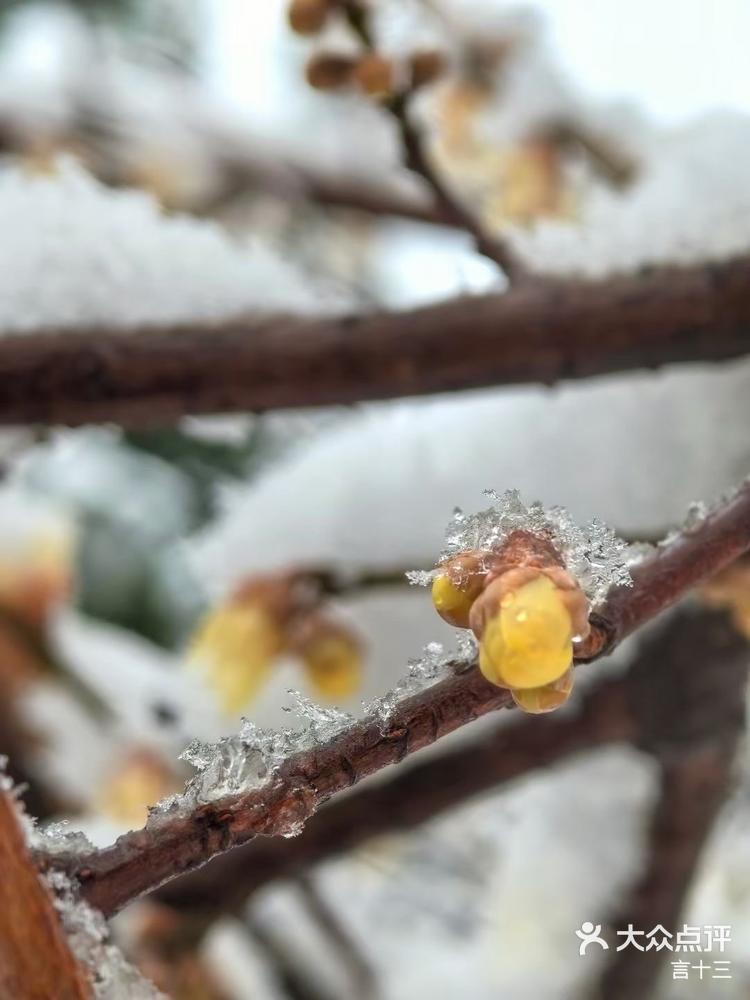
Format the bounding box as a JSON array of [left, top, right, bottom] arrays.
[[0, 790, 92, 999], [38, 481, 750, 917], [2, 254, 750, 427], [385, 90, 525, 280], [595, 608, 748, 1000], [154, 670, 635, 916], [343, 0, 525, 282], [199, 150, 456, 229], [154, 605, 746, 918]]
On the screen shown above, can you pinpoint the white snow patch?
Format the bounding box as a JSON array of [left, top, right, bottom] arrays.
[[0, 159, 328, 333]]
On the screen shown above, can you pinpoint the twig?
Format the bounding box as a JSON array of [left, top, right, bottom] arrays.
[[155, 670, 635, 914], [594, 608, 748, 1000], [343, 1, 525, 282], [0, 791, 91, 999], [1, 254, 750, 427], [386, 90, 525, 281], [38, 481, 750, 916], [296, 875, 379, 1000]]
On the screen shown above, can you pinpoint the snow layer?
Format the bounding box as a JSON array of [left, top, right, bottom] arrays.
[[0, 160, 325, 333], [507, 113, 750, 277], [189, 359, 750, 599]]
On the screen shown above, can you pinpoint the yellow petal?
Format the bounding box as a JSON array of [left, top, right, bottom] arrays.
[[188, 604, 281, 714], [512, 668, 574, 714], [98, 753, 177, 828], [481, 575, 573, 689], [304, 634, 362, 701], [431, 574, 475, 628]]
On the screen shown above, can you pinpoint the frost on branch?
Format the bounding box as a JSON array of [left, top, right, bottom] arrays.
[[44, 870, 164, 999], [409, 488, 632, 606], [1, 763, 160, 999], [146, 638, 473, 834], [0, 160, 332, 334]]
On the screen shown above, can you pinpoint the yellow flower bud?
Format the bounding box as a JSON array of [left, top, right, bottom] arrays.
[[511, 668, 574, 714], [479, 574, 573, 689], [431, 574, 477, 628], [431, 553, 487, 627], [98, 751, 178, 828], [188, 604, 283, 714], [302, 628, 362, 701], [478, 639, 508, 687]]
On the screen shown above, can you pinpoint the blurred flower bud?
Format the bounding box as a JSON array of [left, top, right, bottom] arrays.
[[354, 54, 396, 99], [98, 749, 179, 828], [288, 0, 332, 35], [306, 53, 357, 90], [294, 616, 362, 700], [188, 597, 285, 714]]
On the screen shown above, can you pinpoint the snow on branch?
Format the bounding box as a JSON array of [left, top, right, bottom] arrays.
[[36, 480, 750, 918], [1, 251, 750, 426], [0, 161, 330, 336]]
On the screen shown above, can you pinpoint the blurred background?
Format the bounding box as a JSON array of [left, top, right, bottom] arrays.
[[0, 1, 749, 997]]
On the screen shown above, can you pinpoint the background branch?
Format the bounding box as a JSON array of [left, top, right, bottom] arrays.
[[38, 480, 750, 917], [1, 254, 750, 427], [595, 608, 749, 999], [343, 0, 525, 282]]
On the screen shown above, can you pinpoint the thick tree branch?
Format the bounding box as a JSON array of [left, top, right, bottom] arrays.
[[595, 608, 748, 1000], [38, 480, 750, 917], [1, 255, 750, 427], [0, 791, 91, 999]]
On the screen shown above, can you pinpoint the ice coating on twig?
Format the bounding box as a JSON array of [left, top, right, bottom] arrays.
[[29, 820, 97, 857], [409, 489, 632, 606], [362, 634, 478, 730], [45, 870, 164, 999], [148, 637, 475, 825]]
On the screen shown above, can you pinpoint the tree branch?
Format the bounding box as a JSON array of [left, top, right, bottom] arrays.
[[0, 791, 92, 999], [154, 670, 635, 916], [1, 254, 750, 427], [595, 608, 748, 1000], [38, 480, 750, 917], [153, 606, 748, 918]]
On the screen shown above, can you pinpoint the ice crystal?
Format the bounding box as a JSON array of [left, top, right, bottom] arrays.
[[657, 482, 749, 550], [282, 690, 355, 742], [148, 691, 356, 826], [363, 635, 477, 729], [150, 638, 477, 827], [45, 871, 164, 999], [30, 820, 96, 857], [413, 489, 632, 606]]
